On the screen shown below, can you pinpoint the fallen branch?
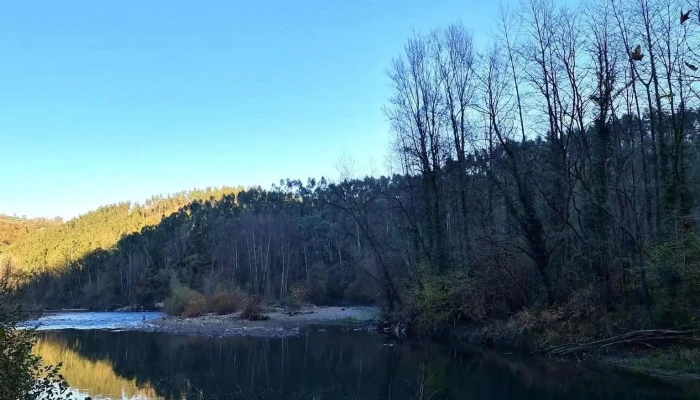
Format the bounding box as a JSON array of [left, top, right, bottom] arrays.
[[540, 329, 700, 355], [286, 311, 314, 316]]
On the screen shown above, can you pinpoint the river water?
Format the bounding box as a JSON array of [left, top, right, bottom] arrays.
[[26, 312, 700, 399]]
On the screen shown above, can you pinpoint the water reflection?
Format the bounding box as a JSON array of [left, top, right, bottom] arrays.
[[33, 337, 161, 399], [34, 328, 700, 400]]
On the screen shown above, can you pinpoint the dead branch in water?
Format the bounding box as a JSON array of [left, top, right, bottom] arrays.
[[540, 329, 700, 355]]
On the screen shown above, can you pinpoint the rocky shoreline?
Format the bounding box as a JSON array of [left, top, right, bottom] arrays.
[[136, 306, 380, 338]]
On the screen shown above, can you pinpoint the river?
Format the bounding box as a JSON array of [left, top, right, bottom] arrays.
[[25, 312, 700, 399]]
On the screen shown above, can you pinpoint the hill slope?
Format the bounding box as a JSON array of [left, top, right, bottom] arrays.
[[2, 187, 243, 272], [0, 215, 61, 248], [14, 178, 383, 310]]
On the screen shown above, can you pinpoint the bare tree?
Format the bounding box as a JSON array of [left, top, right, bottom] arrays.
[[385, 32, 449, 271], [435, 23, 478, 266]]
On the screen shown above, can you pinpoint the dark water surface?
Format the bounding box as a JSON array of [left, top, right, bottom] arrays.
[[33, 327, 700, 400]]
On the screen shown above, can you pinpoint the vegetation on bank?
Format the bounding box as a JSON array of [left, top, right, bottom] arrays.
[[379, 0, 700, 363], [0, 275, 70, 399], [614, 347, 700, 376], [162, 275, 282, 320], [1, 0, 700, 378]]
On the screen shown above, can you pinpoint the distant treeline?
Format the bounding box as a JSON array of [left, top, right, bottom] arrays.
[[1, 187, 243, 271], [6, 181, 388, 309]]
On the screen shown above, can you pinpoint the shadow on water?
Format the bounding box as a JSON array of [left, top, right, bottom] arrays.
[[34, 327, 700, 400]]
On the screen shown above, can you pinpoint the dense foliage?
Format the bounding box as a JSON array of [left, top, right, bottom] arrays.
[[0, 274, 70, 399], [1, 187, 242, 274], [0, 214, 61, 247], [377, 0, 700, 344], [9, 180, 385, 310]]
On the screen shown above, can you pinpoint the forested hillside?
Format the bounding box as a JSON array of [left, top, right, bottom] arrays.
[[0, 215, 61, 247], [7, 0, 700, 347], [11, 180, 388, 309], [1, 187, 242, 274]]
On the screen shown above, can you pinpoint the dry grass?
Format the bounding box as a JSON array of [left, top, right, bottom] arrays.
[[208, 290, 245, 315], [241, 297, 264, 320], [181, 292, 207, 318]]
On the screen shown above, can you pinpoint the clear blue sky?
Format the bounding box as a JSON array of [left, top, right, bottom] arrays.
[[0, 0, 495, 220]]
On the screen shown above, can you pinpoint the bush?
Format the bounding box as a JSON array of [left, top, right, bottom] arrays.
[[241, 296, 264, 320], [208, 289, 245, 315], [164, 283, 196, 316], [181, 292, 207, 318], [646, 232, 700, 328], [288, 283, 308, 310], [464, 317, 530, 349], [564, 284, 600, 320], [1, 276, 70, 399], [408, 269, 486, 335], [164, 277, 205, 317]]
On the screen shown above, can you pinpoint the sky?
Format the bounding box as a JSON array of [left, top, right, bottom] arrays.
[[0, 0, 496, 220]]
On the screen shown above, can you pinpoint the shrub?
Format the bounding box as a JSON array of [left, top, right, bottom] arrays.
[[564, 284, 599, 320], [288, 283, 308, 310], [465, 317, 531, 349], [164, 277, 203, 317], [181, 292, 207, 318], [343, 274, 377, 304], [164, 285, 194, 316], [208, 289, 245, 315], [306, 263, 329, 305], [241, 296, 264, 320], [1, 276, 70, 399], [408, 269, 486, 335], [648, 232, 700, 328]]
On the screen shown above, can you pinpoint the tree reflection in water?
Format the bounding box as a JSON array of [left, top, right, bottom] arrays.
[[34, 328, 700, 400], [33, 337, 161, 399]]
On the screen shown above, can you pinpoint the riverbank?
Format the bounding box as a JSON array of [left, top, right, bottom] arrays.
[[137, 305, 380, 338], [599, 347, 700, 380], [447, 319, 700, 380]]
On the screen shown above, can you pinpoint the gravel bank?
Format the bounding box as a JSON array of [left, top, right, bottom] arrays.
[[137, 306, 380, 338]]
